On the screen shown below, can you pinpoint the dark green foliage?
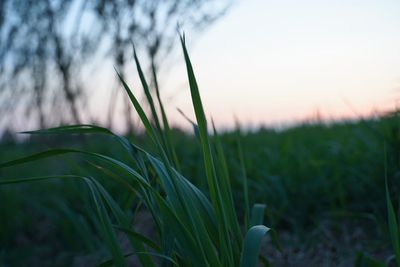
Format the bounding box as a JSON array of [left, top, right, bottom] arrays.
[[0, 36, 269, 266]]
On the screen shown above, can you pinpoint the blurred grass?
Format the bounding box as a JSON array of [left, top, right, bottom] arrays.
[[1, 113, 399, 265]]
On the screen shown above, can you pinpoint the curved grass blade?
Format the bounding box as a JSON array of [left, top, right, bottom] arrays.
[[85, 177, 127, 267], [0, 149, 79, 169], [21, 124, 150, 161], [90, 178, 156, 267], [0, 175, 82, 185], [22, 124, 113, 135], [115, 226, 160, 251], [147, 153, 222, 267], [240, 225, 270, 267]]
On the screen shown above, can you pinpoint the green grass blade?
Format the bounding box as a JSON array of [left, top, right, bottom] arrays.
[[22, 124, 113, 135], [0, 149, 79, 168], [240, 225, 270, 267], [0, 148, 152, 190], [115, 226, 161, 251], [147, 154, 218, 237], [180, 34, 233, 266], [236, 126, 250, 230], [0, 175, 83, 185], [85, 177, 127, 267], [152, 66, 181, 172], [19, 125, 149, 171], [133, 46, 180, 171], [212, 120, 243, 258], [147, 154, 222, 266], [250, 204, 266, 227], [132, 46, 164, 140], [91, 179, 156, 267], [115, 68, 158, 144]]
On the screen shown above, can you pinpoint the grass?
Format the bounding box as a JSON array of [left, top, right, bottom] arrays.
[[0, 35, 270, 266], [0, 35, 400, 266]]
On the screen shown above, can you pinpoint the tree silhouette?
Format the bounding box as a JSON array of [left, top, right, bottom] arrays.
[[0, 0, 232, 133]]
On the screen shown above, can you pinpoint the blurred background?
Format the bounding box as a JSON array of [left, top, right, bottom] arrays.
[[1, 0, 399, 136], [0, 0, 232, 136]]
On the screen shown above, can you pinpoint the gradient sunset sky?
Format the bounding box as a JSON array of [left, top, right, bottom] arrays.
[[92, 0, 400, 131]]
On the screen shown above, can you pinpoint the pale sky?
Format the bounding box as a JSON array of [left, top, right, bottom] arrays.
[[92, 0, 400, 131]]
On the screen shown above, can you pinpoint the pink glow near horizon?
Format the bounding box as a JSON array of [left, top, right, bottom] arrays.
[[87, 0, 400, 133]]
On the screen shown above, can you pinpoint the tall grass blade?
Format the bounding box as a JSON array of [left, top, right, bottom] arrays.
[[132, 46, 165, 144], [236, 125, 250, 229], [212, 120, 243, 258], [180, 33, 234, 266], [115, 69, 158, 145], [150, 53, 181, 171]]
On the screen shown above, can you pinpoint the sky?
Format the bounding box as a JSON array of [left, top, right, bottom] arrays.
[[92, 0, 400, 131]]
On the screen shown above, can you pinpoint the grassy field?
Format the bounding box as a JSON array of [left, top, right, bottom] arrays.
[[0, 37, 399, 266]]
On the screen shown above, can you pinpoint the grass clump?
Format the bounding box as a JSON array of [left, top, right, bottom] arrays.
[[0, 35, 270, 266]]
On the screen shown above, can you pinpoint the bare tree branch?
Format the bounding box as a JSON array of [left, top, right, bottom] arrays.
[[0, 0, 233, 133]]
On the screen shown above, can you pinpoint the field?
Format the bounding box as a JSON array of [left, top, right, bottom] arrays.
[[0, 38, 399, 266]]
